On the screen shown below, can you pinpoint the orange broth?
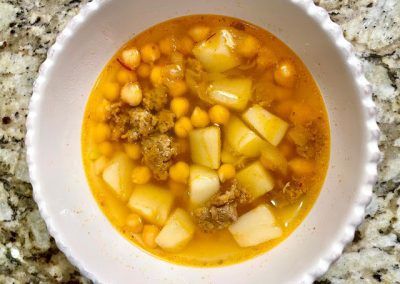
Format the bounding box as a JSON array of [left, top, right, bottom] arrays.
[[82, 15, 330, 267]]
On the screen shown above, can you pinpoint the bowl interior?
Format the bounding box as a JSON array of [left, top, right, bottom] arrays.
[[29, 0, 371, 283]]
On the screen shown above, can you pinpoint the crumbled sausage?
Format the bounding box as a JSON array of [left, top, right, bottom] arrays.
[[107, 100, 175, 143], [282, 178, 308, 202], [128, 108, 158, 139], [252, 73, 275, 107], [107, 102, 131, 141], [107, 103, 157, 142], [288, 121, 326, 160], [107, 97, 178, 180], [142, 85, 168, 112], [185, 58, 207, 97], [157, 110, 175, 133], [141, 134, 178, 180], [211, 179, 250, 206], [193, 203, 237, 232], [193, 179, 249, 232], [267, 176, 310, 208]]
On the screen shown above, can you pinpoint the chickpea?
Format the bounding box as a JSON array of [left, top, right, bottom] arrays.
[[274, 60, 296, 88], [113, 143, 123, 152], [176, 138, 189, 155], [237, 35, 260, 58], [132, 166, 152, 184], [89, 148, 101, 161], [218, 164, 236, 182], [103, 82, 120, 102], [168, 179, 187, 197], [167, 80, 188, 97], [256, 47, 278, 70], [137, 63, 151, 78], [191, 107, 210, 128], [177, 36, 194, 55], [162, 64, 184, 80], [93, 156, 108, 175], [142, 225, 160, 248], [120, 82, 142, 106], [93, 123, 111, 143], [174, 117, 193, 138], [273, 85, 292, 101], [98, 141, 114, 157], [274, 100, 293, 119], [94, 100, 110, 122], [170, 97, 189, 118], [278, 142, 295, 159], [221, 149, 236, 165], [120, 47, 141, 69], [287, 127, 308, 146], [188, 25, 210, 42], [169, 161, 190, 184], [125, 213, 143, 233], [170, 52, 185, 65], [140, 43, 161, 63], [150, 66, 163, 86], [116, 69, 137, 84], [208, 105, 230, 125], [159, 36, 177, 56], [123, 143, 141, 160], [288, 158, 314, 176], [289, 103, 315, 125]]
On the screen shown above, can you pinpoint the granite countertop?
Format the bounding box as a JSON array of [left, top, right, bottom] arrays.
[[0, 0, 399, 283]]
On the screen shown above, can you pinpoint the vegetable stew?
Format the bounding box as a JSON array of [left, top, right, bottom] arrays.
[[82, 15, 330, 267]]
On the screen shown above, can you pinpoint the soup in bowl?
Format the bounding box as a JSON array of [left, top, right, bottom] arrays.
[[82, 15, 330, 267]]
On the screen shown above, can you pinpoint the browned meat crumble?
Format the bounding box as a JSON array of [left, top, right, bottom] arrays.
[[142, 85, 168, 112], [141, 134, 178, 181], [193, 204, 237, 232], [185, 58, 207, 96], [107, 103, 157, 142], [107, 102, 175, 143], [268, 177, 310, 207], [288, 121, 326, 160], [106, 87, 177, 179], [211, 179, 250, 206], [282, 178, 308, 202], [193, 179, 250, 232], [156, 110, 175, 133]]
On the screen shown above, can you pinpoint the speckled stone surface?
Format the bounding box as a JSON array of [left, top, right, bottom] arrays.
[[0, 0, 398, 283]]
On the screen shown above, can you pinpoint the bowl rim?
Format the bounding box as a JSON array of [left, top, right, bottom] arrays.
[[26, 0, 380, 283]]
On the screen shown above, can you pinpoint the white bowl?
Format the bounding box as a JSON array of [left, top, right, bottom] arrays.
[[26, 0, 380, 283]]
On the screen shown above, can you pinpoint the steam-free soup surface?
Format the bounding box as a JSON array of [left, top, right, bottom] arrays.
[[82, 15, 330, 267]]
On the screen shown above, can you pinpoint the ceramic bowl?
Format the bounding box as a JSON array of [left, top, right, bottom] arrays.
[[26, 0, 380, 283]]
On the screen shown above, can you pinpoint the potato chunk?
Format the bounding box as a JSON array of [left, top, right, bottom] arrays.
[[102, 153, 134, 201], [224, 115, 268, 158], [220, 141, 249, 168], [288, 158, 314, 176], [128, 184, 174, 226], [189, 126, 221, 169], [242, 105, 289, 146], [189, 165, 220, 207], [207, 78, 252, 111], [221, 142, 238, 164], [155, 208, 195, 252], [260, 142, 288, 175], [236, 161, 274, 200], [192, 29, 240, 72], [229, 205, 282, 247]]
